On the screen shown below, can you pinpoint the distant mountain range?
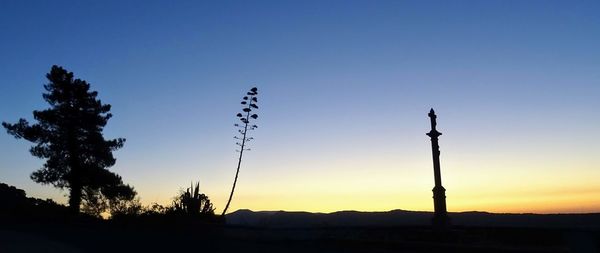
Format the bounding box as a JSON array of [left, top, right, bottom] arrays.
[[226, 209, 600, 229]]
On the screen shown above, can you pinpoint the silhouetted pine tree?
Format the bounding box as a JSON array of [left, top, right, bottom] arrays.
[[222, 87, 259, 216], [2, 65, 134, 214]]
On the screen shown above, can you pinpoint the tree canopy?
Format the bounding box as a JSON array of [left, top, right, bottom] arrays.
[[2, 65, 135, 214]]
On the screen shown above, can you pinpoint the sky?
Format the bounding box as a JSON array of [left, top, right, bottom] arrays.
[[1, 0, 599, 214]]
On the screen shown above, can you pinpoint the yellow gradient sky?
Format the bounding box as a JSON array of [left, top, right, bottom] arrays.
[[1, 1, 599, 214]]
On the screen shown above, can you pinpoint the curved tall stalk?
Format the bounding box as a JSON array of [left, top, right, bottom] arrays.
[[222, 87, 258, 216]]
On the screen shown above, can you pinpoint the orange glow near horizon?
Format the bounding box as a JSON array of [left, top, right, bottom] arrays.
[[22, 142, 600, 215], [213, 185, 600, 214], [210, 184, 600, 214], [129, 158, 600, 215]]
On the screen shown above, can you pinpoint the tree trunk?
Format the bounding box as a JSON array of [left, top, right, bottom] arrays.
[[67, 126, 82, 215], [69, 178, 82, 214]]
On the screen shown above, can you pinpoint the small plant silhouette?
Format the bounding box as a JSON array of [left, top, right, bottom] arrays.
[[172, 182, 214, 215], [222, 87, 259, 216]]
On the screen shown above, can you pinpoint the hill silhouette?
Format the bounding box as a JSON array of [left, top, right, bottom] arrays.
[[227, 209, 600, 229], [2, 183, 599, 252]]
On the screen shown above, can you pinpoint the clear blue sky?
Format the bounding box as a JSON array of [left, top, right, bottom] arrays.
[[1, 1, 599, 213]]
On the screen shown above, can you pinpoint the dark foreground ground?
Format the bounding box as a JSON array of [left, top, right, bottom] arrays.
[[1, 218, 599, 253]]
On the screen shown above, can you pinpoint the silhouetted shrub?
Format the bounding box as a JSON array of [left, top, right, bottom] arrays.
[[0, 182, 27, 210], [0, 182, 70, 219], [142, 202, 168, 216], [81, 184, 140, 218], [108, 196, 143, 218], [170, 182, 215, 216]]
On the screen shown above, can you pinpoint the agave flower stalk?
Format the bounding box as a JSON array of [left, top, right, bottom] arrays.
[[222, 87, 258, 216]]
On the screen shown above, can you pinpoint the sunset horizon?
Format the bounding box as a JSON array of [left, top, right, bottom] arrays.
[[2, 2, 600, 252], [2, 0, 599, 216]]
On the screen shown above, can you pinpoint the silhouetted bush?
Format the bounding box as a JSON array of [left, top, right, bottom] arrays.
[[108, 196, 143, 218], [170, 182, 215, 216], [0, 182, 71, 219], [142, 202, 168, 216], [106, 182, 218, 224], [0, 182, 26, 209], [81, 184, 141, 218]]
